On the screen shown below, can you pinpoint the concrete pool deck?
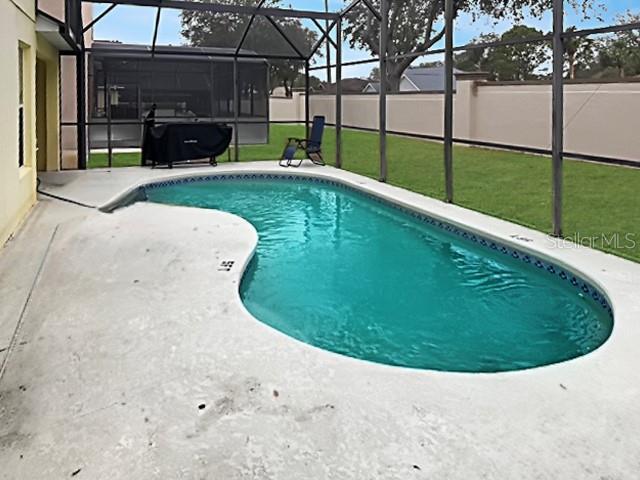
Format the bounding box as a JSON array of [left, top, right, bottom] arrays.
[[1, 162, 639, 479]]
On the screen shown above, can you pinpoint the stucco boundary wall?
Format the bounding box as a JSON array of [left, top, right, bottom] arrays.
[[269, 79, 640, 164]]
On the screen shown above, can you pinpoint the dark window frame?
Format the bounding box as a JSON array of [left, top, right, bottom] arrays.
[[18, 45, 26, 168]]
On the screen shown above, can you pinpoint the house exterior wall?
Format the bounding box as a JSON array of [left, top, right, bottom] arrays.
[[270, 80, 640, 163], [1, 0, 39, 246], [36, 34, 62, 172], [1, 0, 64, 246]]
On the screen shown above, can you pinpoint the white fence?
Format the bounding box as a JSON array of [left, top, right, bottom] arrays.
[[270, 79, 640, 163]]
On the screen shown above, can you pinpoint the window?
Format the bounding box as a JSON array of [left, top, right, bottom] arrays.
[[239, 63, 268, 118], [140, 60, 213, 119], [89, 54, 270, 123], [212, 62, 234, 118], [18, 45, 25, 167]]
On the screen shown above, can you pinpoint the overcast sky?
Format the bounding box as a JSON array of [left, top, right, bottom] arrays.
[[92, 0, 638, 80]]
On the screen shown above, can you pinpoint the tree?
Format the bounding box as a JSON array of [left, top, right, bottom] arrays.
[[453, 34, 498, 73], [487, 26, 550, 81], [293, 74, 325, 92], [595, 14, 640, 78], [181, 0, 319, 97], [343, 0, 598, 91], [564, 27, 595, 79], [454, 27, 549, 81], [269, 60, 308, 97]]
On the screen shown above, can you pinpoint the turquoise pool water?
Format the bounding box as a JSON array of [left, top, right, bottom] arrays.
[[145, 176, 613, 372]]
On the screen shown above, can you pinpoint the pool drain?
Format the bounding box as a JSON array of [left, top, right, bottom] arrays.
[[218, 260, 235, 272]]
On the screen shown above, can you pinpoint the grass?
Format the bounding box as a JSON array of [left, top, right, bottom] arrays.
[[89, 124, 640, 262]]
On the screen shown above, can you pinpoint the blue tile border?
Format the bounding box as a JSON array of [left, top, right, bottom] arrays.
[[139, 173, 613, 320]]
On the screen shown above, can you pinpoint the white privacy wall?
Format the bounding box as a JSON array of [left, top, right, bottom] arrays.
[[270, 80, 640, 163]]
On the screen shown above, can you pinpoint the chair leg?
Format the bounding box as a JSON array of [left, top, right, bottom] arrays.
[[279, 141, 291, 167], [281, 141, 305, 167], [279, 151, 292, 167], [289, 157, 304, 168], [309, 152, 325, 166]]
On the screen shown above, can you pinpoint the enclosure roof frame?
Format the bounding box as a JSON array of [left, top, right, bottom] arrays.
[[82, 0, 349, 62], [83, 0, 341, 21]]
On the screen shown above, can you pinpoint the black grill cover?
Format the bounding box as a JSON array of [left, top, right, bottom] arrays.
[[142, 122, 233, 167]]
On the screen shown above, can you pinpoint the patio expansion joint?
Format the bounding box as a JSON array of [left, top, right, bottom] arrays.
[[0, 225, 59, 386]]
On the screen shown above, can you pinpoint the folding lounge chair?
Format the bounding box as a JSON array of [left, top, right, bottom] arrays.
[[279, 115, 326, 167]]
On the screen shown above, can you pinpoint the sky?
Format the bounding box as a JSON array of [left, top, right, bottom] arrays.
[[92, 0, 639, 80]]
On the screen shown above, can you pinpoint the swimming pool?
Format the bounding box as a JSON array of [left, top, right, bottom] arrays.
[[143, 174, 613, 373]]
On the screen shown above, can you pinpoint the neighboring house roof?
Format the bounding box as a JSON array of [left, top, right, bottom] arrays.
[[362, 67, 467, 93], [401, 66, 464, 92], [363, 82, 380, 93], [321, 78, 370, 94]]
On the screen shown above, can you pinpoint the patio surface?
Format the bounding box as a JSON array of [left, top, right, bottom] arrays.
[[0, 162, 639, 479]]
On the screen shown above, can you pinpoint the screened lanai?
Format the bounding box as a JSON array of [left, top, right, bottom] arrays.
[[88, 41, 270, 148], [69, 0, 347, 171], [65, 0, 640, 238]]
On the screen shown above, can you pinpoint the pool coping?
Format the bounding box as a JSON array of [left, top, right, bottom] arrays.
[[95, 163, 640, 374]]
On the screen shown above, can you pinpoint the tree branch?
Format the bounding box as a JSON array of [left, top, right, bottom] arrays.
[[393, 26, 446, 74]]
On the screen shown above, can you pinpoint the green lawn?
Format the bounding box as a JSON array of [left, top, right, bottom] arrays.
[[89, 124, 640, 262]]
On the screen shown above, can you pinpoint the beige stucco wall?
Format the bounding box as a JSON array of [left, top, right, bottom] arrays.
[[564, 83, 639, 160], [458, 81, 640, 161], [388, 93, 447, 137], [271, 80, 640, 163], [1, 0, 63, 246], [470, 83, 552, 150], [270, 93, 305, 122]]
